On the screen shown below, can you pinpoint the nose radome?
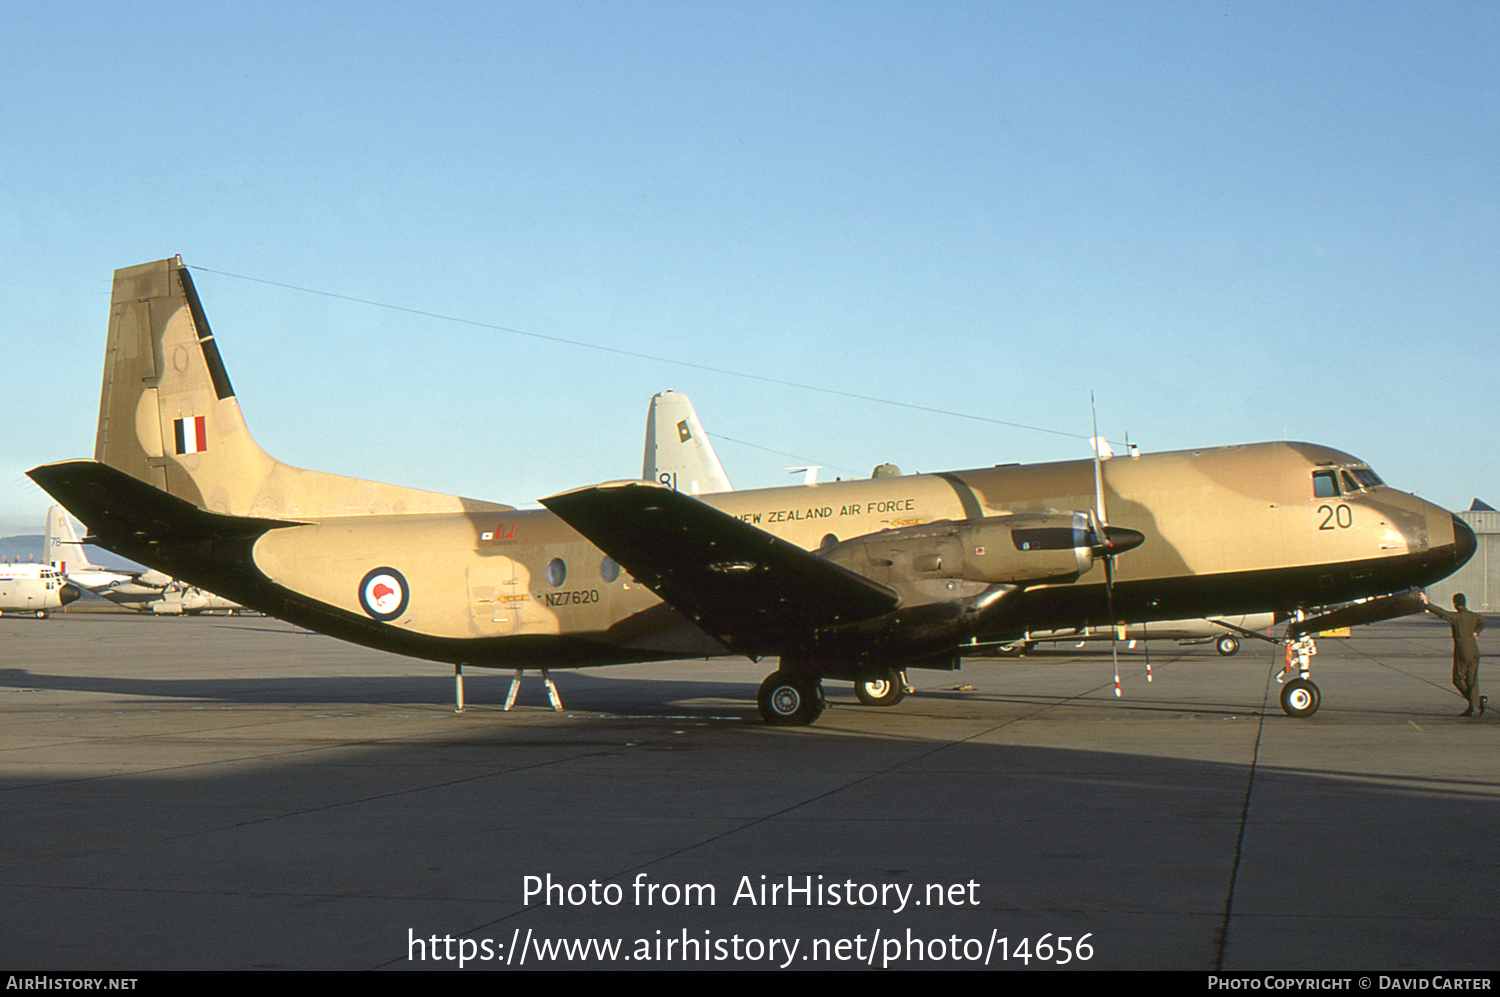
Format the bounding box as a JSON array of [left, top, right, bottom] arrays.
[[1451, 514, 1477, 569]]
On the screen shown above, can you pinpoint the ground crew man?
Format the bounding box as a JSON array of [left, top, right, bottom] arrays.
[[1422, 592, 1487, 716]]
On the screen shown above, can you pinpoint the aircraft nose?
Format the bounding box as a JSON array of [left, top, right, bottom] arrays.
[[59, 583, 82, 606], [1451, 514, 1477, 569]]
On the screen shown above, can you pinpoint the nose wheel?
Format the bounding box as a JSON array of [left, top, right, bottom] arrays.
[[1278, 635, 1321, 717], [1280, 677, 1321, 717]]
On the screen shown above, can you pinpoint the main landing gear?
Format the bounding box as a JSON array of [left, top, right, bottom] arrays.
[[757, 670, 825, 726], [1278, 634, 1321, 717], [757, 667, 912, 724], [854, 669, 909, 707], [1216, 634, 1241, 656]]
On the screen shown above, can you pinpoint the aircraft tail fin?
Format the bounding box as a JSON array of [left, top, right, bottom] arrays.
[[45, 505, 94, 574], [642, 390, 733, 495], [94, 258, 276, 514], [89, 257, 509, 520]]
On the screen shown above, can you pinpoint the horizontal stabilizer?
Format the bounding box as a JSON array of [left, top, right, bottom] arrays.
[[541, 482, 899, 654], [28, 459, 299, 551]]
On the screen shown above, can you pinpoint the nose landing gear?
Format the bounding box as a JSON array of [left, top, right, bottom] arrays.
[[1278, 635, 1321, 717]]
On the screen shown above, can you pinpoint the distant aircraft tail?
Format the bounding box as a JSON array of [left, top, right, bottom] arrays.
[[44, 505, 94, 574], [642, 390, 732, 495], [91, 257, 507, 519]]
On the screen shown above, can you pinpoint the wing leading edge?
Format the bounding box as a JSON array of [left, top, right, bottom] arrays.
[[541, 481, 899, 656]]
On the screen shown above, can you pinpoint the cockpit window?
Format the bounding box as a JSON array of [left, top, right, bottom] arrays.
[[1312, 470, 1339, 498], [1331, 466, 1387, 494]]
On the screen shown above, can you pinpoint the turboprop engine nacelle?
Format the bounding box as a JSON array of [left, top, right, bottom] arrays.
[[825, 512, 1115, 588]]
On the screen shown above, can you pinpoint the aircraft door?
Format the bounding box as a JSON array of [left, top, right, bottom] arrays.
[[467, 556, 523, 636]]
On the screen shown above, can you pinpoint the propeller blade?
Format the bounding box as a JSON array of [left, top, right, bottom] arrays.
[[1143, 619, 1152, 682], [1105, 549, 1121, 697], [1091, 392, 1106, 525]]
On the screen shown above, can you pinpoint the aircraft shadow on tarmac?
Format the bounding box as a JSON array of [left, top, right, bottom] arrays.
[[0, 650, 1309, 715], [0, 617, 1472, 720]]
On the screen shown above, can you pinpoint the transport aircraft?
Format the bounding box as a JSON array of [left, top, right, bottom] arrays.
[[45, 505, 242, 614], [0, 561, 80, 618], [28, 258, 1476, 725]]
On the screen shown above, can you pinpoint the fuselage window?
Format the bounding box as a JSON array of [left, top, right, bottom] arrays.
[[820, 534, 839, 550], [1312, 471, 1339, 498], [599, 557, 620, 583], [546, 557, 567, 587]]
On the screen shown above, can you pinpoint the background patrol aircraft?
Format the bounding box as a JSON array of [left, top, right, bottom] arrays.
[[28, 258, 1476, 725], [45, 505, 242, 615], [642, 390, 733, 496], [0, 560, 80, 618]]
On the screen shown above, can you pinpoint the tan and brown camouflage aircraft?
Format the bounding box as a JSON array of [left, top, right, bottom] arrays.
[[28, 258, 1476, 725]]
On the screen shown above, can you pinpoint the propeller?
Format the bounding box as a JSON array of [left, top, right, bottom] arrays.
[[1088, 394, 1145, 697]]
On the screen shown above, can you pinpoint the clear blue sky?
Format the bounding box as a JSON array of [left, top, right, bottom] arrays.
[[3, 1, 1496, 536]]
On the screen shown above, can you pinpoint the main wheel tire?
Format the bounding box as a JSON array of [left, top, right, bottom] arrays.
[[1280, 678, 1321, 717], [758, 671, 824, 726], [34, 610, 48, 619], [855, 673, 905, 707], [1216, 635, 1240, 656]]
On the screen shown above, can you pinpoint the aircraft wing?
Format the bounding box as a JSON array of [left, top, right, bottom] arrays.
[[541, 482, 899, 655]]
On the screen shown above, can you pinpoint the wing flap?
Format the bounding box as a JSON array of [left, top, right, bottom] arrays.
[[541, 482, 899, 654]]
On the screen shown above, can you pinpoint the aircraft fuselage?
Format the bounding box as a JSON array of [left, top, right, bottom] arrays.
[[45, 440, 1467, 672]]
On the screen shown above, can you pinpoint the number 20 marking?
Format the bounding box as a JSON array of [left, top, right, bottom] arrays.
[[1318, 504, 1353, 530]]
